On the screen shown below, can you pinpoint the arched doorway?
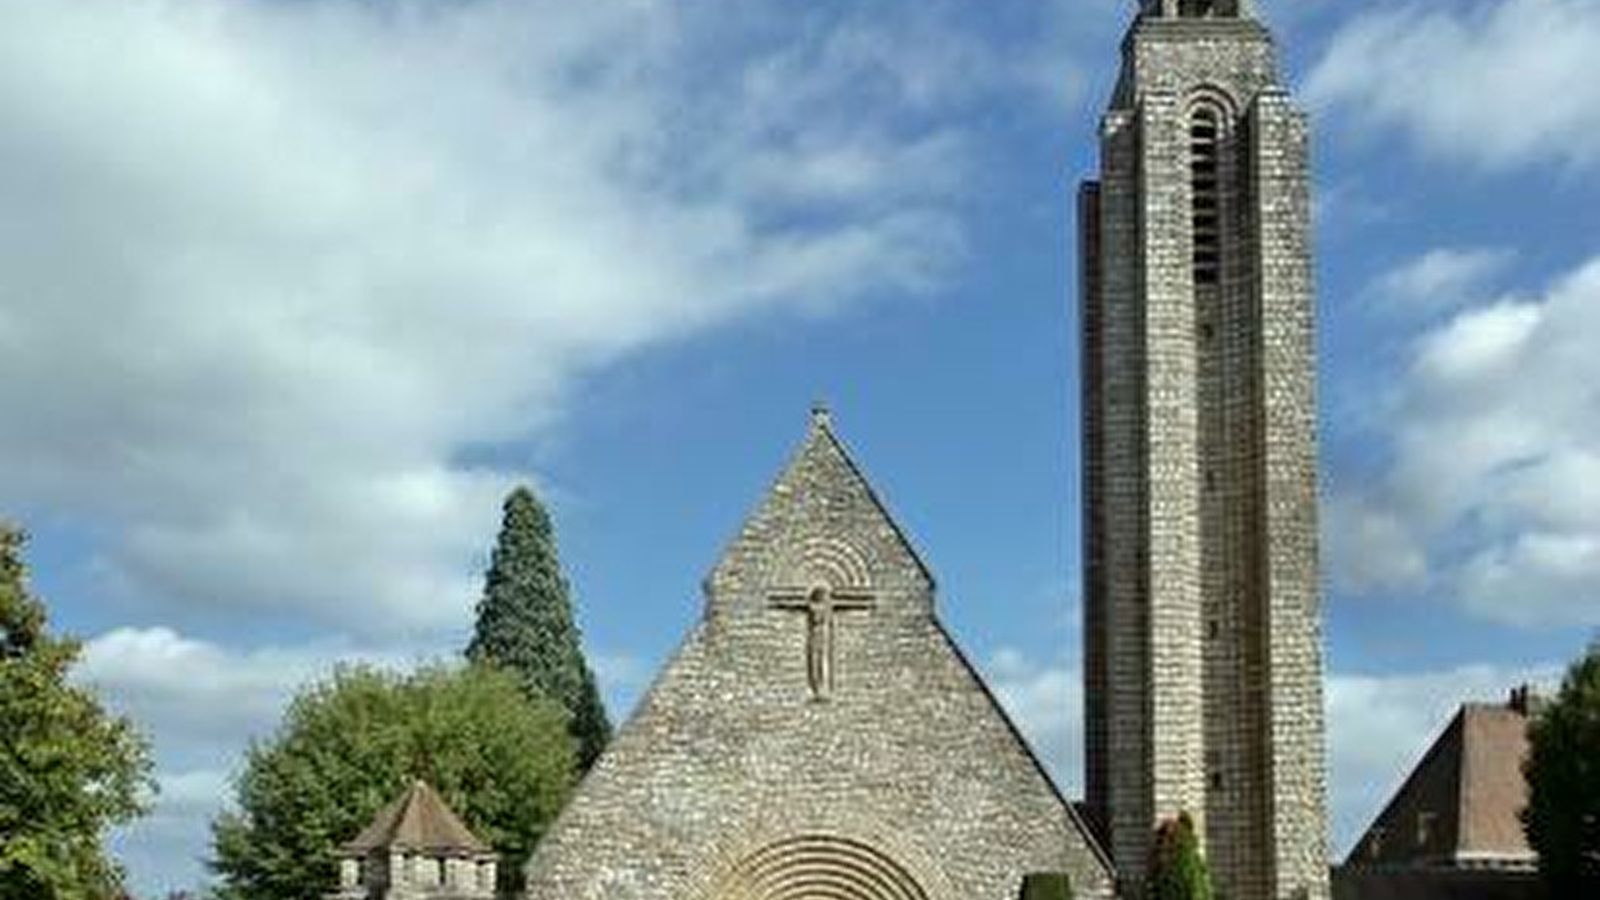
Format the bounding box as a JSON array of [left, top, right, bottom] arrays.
[[711, 834, 930, 900]]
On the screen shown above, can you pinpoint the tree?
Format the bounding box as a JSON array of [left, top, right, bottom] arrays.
[[1148, 812, 1214, 900], [0, 524, 154, 899], [1523, 641, 1600, 895], [466, 485, 612, 770], [211, 663, 575, 900]]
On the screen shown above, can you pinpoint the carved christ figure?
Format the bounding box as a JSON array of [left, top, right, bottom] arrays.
[[768, 585, 876, 699]]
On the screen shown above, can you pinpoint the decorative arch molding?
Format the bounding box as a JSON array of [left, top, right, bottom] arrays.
[[709, 834, 928, 900], [763, 535, 876, 595], [1184, 84, 1238, 123], [688, 811, 958, 900]]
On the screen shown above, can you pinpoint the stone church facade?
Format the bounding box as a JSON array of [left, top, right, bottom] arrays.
[[524, 411, 1116, 900], [1079, 1, 1329, 899]]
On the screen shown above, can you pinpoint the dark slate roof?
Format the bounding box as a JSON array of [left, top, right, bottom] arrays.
[[1346, 690, 1536, 869], [343, 780, 491, 855]]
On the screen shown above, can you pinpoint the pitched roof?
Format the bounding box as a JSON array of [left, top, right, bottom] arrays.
[[1346, 690, 1536, 869], [343, 780, 491, 856], [1459, 703, 1534, 860], [524, 406, 1118, 899], [704, 406, 936, 601]]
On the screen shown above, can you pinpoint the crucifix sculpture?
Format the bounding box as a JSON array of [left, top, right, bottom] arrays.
[[767, 584, 876, 700]]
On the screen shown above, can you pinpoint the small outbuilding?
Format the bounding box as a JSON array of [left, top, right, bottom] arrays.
[[328, 779, 499, 900]]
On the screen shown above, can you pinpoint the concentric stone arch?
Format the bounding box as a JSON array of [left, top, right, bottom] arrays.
[[711, 834, 929, 900], [764, 535, 876, 596]]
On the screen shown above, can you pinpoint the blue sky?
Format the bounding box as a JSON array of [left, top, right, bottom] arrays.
[[2, 0, 1598, 895]]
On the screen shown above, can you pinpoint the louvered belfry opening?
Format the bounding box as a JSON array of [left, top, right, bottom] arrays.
[[1172, 0, 1241, 17], [1191, 105, 1223, 286]]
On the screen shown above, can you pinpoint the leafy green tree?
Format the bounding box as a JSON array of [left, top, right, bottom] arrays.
[[466, 485, 612, 770], [211, 663, 575, 900], [0, 524, 154, 899], [1148, 812, 1214, 900], [1523, 641, 1600, 895]]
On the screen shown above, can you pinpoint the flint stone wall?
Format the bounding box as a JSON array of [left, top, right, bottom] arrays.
[[524, 419, 1115, 900]]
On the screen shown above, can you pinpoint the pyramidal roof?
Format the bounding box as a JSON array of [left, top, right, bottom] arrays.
[[343, 780, 491, 856]]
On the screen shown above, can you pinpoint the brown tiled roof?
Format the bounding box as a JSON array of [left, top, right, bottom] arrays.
[[1459, 704, 1533, 860], [1346, 691, 1535, 869], [343, 780, 491, 855]]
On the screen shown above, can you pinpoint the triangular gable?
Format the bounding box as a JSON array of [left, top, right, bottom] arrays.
[[525, 411, 1116, 899], [704, 407, 935, 610]]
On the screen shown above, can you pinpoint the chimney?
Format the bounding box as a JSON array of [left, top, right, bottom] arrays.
[[1509, 684, 1536, 716]]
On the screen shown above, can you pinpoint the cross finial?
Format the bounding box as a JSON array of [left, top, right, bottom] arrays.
[[810, 402, 833, 431]]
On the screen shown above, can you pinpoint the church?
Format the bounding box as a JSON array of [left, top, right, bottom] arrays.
[[521, 2, 1330, 898]]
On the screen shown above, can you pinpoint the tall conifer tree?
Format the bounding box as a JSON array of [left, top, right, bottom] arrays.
[[466, 486, 612, 770]]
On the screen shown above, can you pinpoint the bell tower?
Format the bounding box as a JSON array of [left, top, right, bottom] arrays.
[[1079, 2, 1330, 899]]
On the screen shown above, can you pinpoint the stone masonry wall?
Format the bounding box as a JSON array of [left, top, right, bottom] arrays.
[[1082, 11, 1330, 900], [525, 416, 1116, 900], [1251, 91, 1331, 900], [1092, 103, 1153, 889]]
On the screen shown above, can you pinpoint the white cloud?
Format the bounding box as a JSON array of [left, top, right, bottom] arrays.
[[1459, 531, 1600, 628], [77, 627, 398, 753], [79, 628, 394, 893], [1327, 257, 1600, 627], [1367, 247, 1515, 315], [108, 768, 233, 900], [1324, 493, 1430, 595], [1306, 0, 1600, 172], [1305, 0, 1600, 171], [985, 648, 1084, 794], [1412, 300, 1542, 386], [0, 0, 1028, 635]]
